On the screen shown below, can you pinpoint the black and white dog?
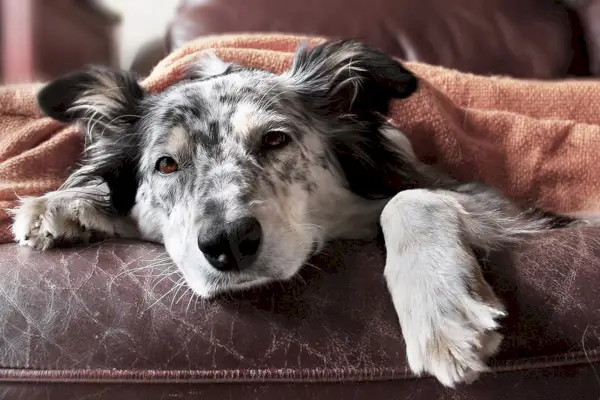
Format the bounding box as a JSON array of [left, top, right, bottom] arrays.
[[11, 40, 585, 386]]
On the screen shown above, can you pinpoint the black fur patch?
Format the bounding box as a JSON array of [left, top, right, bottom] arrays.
[[526, 208, 578, 228], [287, 40, 428, 198], [37, 67, 147, 215]]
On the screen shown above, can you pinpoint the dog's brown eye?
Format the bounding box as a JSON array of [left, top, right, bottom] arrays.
[[156, 157, 178, 174], [262, 131, 290, 149]]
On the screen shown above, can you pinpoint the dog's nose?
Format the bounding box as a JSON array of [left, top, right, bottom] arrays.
[[197, 217, 262, 271]]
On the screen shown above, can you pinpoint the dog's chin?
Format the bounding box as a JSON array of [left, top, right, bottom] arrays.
[[182, 265, 304, 299], [202, 276, 275, 299]]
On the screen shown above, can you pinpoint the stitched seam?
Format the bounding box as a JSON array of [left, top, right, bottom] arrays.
[[0, 348, 597, 383]]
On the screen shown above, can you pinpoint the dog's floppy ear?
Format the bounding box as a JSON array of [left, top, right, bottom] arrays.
[[286, 40, 418, 115], [38, 66, 145, 124], [37, 67, 147, 215], [286, 41, 429, 199]]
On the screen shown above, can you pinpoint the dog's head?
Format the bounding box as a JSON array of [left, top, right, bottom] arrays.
[[38, 40, 422, 297]]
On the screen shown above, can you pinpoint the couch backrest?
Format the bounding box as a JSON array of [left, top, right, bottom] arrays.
[[168, 0, 589, 79]]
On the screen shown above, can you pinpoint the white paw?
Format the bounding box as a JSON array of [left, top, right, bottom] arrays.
[[402, 294, 506, 387], [11, 196, 90, 250], [385, 244, 507, 387]]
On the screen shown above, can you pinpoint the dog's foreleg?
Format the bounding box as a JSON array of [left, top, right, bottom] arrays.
[[380, 188, 508, 387], [12, 183, 139, 249]]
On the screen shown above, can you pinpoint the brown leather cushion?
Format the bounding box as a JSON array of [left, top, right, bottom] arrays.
[[169, 0, 578, 78], [0, 227, 598, 390]]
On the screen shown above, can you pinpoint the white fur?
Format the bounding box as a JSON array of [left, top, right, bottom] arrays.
[[381, 189, 506, 387], [193, 50, 231, 77], [12, 185, 138, 249]]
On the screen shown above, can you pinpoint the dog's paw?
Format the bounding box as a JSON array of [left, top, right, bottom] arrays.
[[385, 245, 507, 387], [402, 294, 506, 387], [11, 196, 89, 250]]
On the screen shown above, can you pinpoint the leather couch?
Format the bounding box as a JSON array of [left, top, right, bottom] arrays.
[[2, 0, 600, 399], [133, 0, 596, 79]]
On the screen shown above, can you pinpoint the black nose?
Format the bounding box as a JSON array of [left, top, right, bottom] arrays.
[[197, 217, 262, 271]]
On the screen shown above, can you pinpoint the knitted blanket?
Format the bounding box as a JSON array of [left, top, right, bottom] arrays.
[[1, 34, 599, 243]]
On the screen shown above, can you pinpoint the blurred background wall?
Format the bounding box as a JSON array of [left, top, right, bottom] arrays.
[[0, 0, 178, 84], [0, 0, 595, 84], [98, 0, 178, 69]]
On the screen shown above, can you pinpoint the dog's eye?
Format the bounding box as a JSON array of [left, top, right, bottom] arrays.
[[156, 157, 179, 174], [261, 131, 290, 149]]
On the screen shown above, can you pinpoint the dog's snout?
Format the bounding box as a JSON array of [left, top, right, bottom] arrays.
[[198, 217, 262, 271]]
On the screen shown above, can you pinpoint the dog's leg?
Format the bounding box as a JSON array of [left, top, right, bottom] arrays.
[[12, 183, 139, 249], [381, 188, 509, 387]]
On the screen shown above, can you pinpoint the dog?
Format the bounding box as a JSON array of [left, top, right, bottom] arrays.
[[11, 40, 587, 387]]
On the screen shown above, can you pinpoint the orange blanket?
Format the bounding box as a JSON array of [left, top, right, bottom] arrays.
[[1, 34, 600, 244]]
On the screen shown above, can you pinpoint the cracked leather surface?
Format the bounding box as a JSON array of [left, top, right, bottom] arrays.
[[0, 227, 598, 399]]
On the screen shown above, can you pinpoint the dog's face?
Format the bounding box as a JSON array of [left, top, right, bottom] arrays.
[[37, 41, 422, 297]]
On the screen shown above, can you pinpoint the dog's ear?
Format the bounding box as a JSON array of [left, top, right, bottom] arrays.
[[286, 40, 418, 115], [37, 67, 147, 215], [286, 41, 428, 199], [37, 66, 145, 124]]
